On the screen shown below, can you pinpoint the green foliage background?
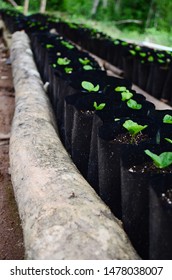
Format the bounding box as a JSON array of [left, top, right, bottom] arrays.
[[1, 0, 172, 46]]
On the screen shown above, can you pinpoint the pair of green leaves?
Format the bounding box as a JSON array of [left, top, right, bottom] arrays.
[[123, 120, 148, 136], [115, 86, 142, 109], [163, 114, 172, 124], [93, 101, 106, 111], [115, 86, 133, 101], [145, 150, 172, 169], [61, 40, 74, 49], [57, 57, 71, 66], [81, 81, 100, 92]]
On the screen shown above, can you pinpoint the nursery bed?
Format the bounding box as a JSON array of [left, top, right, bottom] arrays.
[[1, 17, 171, 259]]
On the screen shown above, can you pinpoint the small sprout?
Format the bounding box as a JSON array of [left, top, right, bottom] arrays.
[[163, 114, 172, 124], [135, 46, 141, 51], [39, 26, 46, 30], [127, 99, 142, 110], [93, 101, 106, 110], [114, 40, 120, 45], [79, 57, 91, 65], [158, 59, 164, 64], [123, 120, 148, 137], [61, 40, 74, 49], [129, 50, 136, 56], [115, 86, 127, 92], [83, 65, 93, 70], [165, 138, 172, 144], [121, 90, 133, 101], [148, 56, 154, 62], [57, 57, 71, 65], [157, 53, 165, 58], [81, 81, 100, 92], [52, 63, 56, 68], [139, 52, 146, 57], [114, 118, 120, 121], [121, 41, 128, 46], [46, 44, 54, 49], [144, 149, 172, 169], [64, 67, 73, 73]]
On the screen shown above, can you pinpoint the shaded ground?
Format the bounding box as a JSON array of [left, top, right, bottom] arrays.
[[0, 36, 24, 259]]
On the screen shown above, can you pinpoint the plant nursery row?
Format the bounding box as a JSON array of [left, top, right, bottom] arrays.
[[1, 9, 172, 260]]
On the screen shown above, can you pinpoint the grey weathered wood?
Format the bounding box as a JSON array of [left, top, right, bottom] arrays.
[[10, 31, 139, 260]]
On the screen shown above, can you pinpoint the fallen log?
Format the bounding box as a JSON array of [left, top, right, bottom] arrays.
[[10, 31, 139, 260]]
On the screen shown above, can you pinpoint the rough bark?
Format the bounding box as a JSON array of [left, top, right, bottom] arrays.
[[40, 0, 47, 14], [9, 31, 140, 260], [23, 0, 29, 15], [6, 0, 18, 7]]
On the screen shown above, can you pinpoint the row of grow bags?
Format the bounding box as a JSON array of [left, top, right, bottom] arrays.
[[1, 9, 172, 104], [52, 18, 172, 106], [29, 28, 172, 260], [1, 9, 172, 260]]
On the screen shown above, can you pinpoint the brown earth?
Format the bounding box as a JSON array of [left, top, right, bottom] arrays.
[[0, 36, 24, 259]]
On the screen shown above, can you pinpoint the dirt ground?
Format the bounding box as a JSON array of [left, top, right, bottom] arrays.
[[0, 36, 24, 259]]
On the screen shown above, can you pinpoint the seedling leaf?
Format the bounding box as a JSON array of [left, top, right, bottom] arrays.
[[121, 90, 133, 101], [61, 40, 74, 49], [83, 65, 93, 70], [79, 58, 90, 65], [115, 86, 127, 92], [64, 67, 73, 73], [127, 99, 142, 110], [144, 149, 172, 169], [123, 120, 148, 136], [165, 138, 172, 144], [81, 81, 100, 92], [57, 57, 71, 65], [163, 114, 172, 124], [93, 101, 106, 110]]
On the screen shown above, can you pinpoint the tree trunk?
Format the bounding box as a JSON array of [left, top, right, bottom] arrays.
[[102, 0, 108, 8], [6, 0, 18, 7], [23, 0, 29, 15], [145, 0, 154, 29], [91, 0, 100, 16], [115, 0, 121, 13], [40, 0, 47, 14]]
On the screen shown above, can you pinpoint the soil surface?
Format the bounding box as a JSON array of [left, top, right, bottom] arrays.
[[0, 36, 24, 259]]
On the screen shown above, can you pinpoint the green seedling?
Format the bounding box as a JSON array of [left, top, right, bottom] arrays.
[[163, 114, 172, 124], [81, 81, 100, 92], [79, 58, 91, 65], [123, 120, 148, 143], [64, 67, 73, 73], [114, 86, 133, 101], [115, 86, 127, 92], [144, 149, 172, 169], [129, 50, 136, 56], [121, 90, 133, 101], [165, 138, 172, 144], [114, 40, 120, 45], [157, 53, 165, 58], [46, 44, 54, 49], [121, 41, 128, 46], [93, 101, 106, 110], [148, 56, 154, 62], [61, 40, 74, 49], [57, 57, 71, 66], [83, 65, 93, 70], [158, 59, 165, 64], [139, 52, 146, 57], [127, 99, 142, 110]]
